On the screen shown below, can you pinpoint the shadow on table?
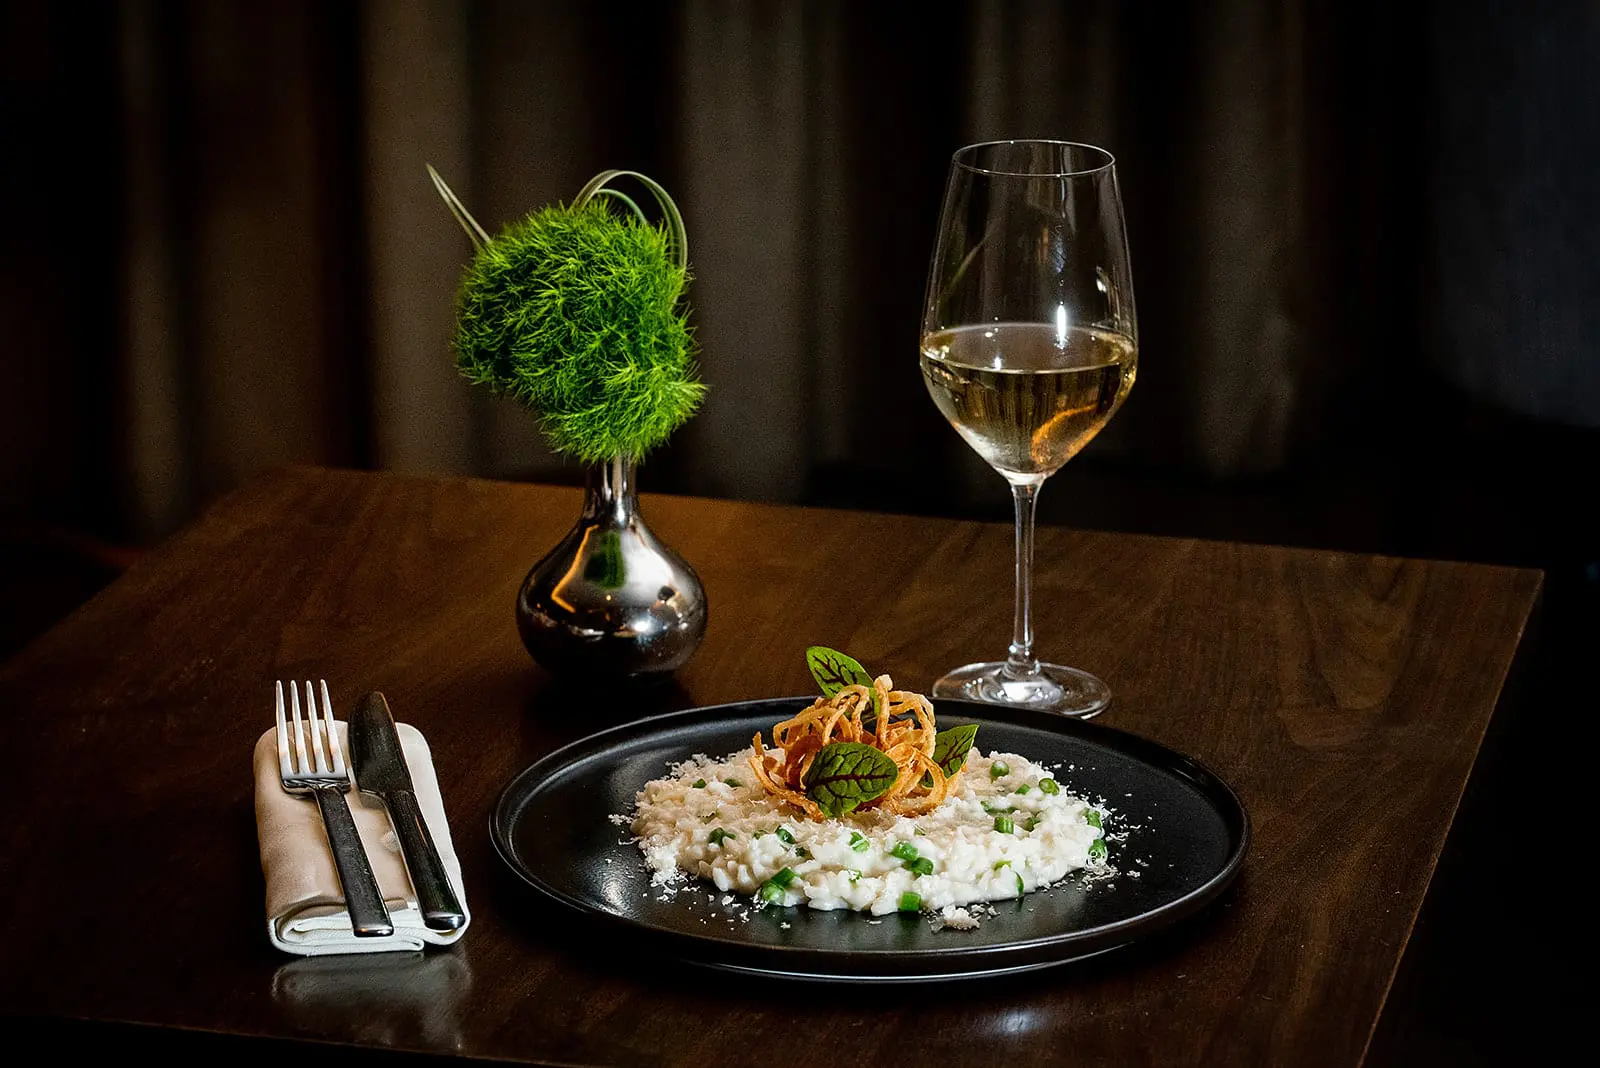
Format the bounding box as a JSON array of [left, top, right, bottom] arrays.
[[514, 670, 700, 753]]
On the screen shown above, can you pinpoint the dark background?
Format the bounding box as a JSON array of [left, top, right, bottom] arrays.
[[2, 2, 1595, 1063]]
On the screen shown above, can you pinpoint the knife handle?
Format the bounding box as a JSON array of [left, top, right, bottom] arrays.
[[312, 787, 394, 938], [388, 789, 466, 931]]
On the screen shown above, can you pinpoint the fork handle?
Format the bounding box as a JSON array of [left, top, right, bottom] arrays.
[[387, 789, 466, 931], [312, 787, 394, 937]]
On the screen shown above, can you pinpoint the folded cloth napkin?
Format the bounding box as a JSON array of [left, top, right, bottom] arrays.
[[254, 720, 470, 955]]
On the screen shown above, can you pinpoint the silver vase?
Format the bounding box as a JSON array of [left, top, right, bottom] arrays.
[[515, 456, 708, 679]]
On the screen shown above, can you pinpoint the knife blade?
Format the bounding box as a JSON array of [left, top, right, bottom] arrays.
[[349, 691, 466, 932]]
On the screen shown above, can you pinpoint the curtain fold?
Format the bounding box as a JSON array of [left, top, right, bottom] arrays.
[[361, 0, 479, 476], [675, 1, 816, 503]]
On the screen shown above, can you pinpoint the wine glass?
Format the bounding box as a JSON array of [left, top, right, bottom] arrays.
[[919, 140, 1137, 718]]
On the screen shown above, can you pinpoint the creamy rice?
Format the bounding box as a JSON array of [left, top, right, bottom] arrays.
[[626, 747, 1107, 917]]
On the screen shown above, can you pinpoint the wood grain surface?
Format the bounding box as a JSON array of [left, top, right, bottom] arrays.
[[0, 466, 1542, 1066]]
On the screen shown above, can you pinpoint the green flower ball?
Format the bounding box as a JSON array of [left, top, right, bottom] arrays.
[[453, 200, 705, 462]]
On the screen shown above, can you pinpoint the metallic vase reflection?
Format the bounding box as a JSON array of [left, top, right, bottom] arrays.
[[515, 456, 707, 678]]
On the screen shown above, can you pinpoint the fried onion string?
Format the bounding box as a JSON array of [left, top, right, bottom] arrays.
[[748, 674, 960, 819]]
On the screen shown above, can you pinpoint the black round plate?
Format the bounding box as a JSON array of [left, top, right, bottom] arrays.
[[491, 698, 1249, 982]]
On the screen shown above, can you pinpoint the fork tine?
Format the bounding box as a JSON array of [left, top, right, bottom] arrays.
[[275, 681, 292, 777], [319, 679, 348, 778], [289, 678, 310, 775], [304, 679, 331, 775]]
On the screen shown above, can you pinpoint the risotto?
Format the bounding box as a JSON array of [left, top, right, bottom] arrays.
[[627, 745, 1107, 917]]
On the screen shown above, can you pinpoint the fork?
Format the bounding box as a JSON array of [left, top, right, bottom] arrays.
[[275, 679, 394, 938]]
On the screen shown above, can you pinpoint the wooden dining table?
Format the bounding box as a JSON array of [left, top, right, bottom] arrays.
[[0, 465, 1541, 1066]]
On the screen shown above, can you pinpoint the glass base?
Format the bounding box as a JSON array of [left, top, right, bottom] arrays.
[[931, 662, 1111, 719]]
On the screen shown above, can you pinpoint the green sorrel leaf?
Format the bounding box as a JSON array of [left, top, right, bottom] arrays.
[[802, 742, 898, 818], [932, 723, 980, 777], [806, 646, 874, 696]]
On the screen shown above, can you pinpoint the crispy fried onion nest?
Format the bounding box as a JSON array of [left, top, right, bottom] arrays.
[[748, 675, 957, 820]]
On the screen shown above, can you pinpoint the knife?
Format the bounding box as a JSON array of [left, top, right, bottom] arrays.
[[349, 691, 467, 932]]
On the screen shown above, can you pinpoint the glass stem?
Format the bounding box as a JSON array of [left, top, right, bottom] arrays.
[[1005, 480, 1043, 680]]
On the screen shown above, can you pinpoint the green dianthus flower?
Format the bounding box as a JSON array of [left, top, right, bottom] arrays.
[[447, 187, 705, 462]]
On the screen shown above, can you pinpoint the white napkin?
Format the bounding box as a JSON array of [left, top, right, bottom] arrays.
[[253, 720, 470, 955]]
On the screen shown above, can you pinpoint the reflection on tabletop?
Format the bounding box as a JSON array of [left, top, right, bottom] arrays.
[[270, 951, 472, 1053]]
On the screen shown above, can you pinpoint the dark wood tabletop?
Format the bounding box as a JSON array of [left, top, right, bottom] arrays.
[[0, 466, 1541, 1067]]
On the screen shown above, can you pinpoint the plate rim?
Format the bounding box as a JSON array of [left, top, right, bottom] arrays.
[[490, 696, 1250, 977]]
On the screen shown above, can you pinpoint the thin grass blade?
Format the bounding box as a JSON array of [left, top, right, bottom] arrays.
[[427, 163, 491, 250], [572, 169, 689, 269]]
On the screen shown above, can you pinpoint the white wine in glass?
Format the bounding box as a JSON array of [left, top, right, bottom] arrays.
[[920, 141, 1137, 718]]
